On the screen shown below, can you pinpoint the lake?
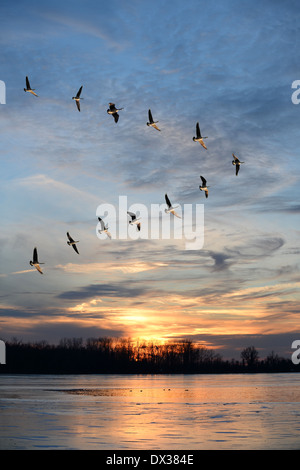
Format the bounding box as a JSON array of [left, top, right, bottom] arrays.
[[0, 373, 299, 450]]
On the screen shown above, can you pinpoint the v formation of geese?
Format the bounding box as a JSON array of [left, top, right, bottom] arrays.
[[24, 75, 245, 274]]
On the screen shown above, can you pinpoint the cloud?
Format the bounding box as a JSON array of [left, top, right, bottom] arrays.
[[55, 260, 168, 275], [14, 174, 99, 204], [177, 332, 299, 360], [57, 282, 149, 300]]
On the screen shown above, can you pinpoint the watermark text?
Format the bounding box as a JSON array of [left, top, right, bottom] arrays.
[[0, 80, 6, 104], [0, 340, 6, 364], [291, 340, 300, 365], [96, 196, 204, 250], [291, 80, 300, 105]]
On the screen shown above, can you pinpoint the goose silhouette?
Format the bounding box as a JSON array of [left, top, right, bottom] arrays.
[[165, 194, 181, 218], [24, 76, 38, 97], [72, 86, 83, 112], [193, 122, 207, 149], [107, 102, 123, 123], [29, 247, 44, 274]]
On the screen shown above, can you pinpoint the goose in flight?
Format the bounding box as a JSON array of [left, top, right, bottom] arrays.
[[127, 211, 141, 231], [165, 194, 181, 218], [24, 76, 38, 97], [67, 232, 79, 254], [199, 176, 209, 198], [147, 109, 160, 131], [193, 122, 207, 149], [98, 217, 111, 239], [29, 247, 44, 274], [107, 103, 123, 123], [232, 153, 244, 175], [72, 86, 83, 111]]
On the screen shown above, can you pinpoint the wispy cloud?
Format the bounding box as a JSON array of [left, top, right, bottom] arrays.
[[55, 260, 168, 274]]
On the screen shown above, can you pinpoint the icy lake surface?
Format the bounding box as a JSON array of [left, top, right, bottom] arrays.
[[0, 373, 300, 449]]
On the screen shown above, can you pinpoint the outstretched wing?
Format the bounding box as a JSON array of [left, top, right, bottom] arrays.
[[35, 263, 43, 274], [26, 76, 30, 89], [196, 122, 201, 138], [236, 165, 240, 176], [33, 247, 38, 263], [113, 112, 119, 123], [165, 193, 171, 208], [67, 232, 74, 243], [72, 244, 79, 254], [200, 175, 206, 186], [148, 109, 153, 123], [127, 211, 136, 221], [98, 217, 105, 230], [76, 86, 83, 98], [171, 209, 181, 219], [76, 100, 80, 112], [232, 153, 239, 162]]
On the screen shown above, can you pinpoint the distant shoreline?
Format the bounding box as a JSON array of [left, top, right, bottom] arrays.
[[1, 338, 298, 375]]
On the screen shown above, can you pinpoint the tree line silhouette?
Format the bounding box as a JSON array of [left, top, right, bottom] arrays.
[[0, 337, 297, 374]]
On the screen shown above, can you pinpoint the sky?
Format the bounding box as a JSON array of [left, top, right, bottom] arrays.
[[0, 0, 299, 360]]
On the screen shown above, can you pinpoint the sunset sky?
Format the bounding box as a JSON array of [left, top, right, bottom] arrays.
[[0, 0, 299, 359]]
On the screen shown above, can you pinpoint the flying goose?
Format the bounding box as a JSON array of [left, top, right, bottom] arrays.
[[165, 194, 181, 218], [199, 176, 209, 198], [193, 122, 207, 149], [24, 76, 38, 97], [29, 247, 44, 274], [72, 86, 83, 112], [127, 211, 141, 231], [232, 153, 244, 175], [147, 109, 160, 131], [98, 217, 112, 239], [107, 103, 123, 123], [67, 232, 79, 254]]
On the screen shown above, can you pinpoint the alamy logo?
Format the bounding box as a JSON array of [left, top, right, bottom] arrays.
[[0, 80, 6, 104], [96, 196, 204, 250], [291, 80, 300, 105], [291, 340, 300, 365], [0, 340, 6, 364]]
